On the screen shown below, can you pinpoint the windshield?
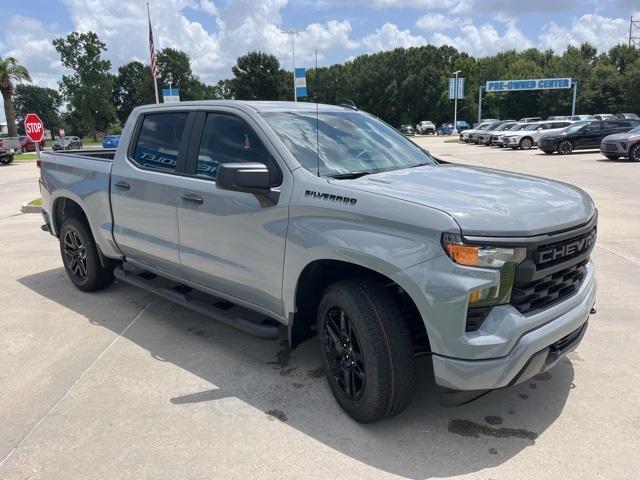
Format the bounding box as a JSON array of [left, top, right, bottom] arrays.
[[522, 123, 542, 131], [564, 121, 589, 133], [261, 111, 437, 177], [496, 123, 515, 131], [509, 124, 526, 131]]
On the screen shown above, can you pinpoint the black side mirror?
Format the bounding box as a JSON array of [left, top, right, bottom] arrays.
[[216, 162, 271, 194]]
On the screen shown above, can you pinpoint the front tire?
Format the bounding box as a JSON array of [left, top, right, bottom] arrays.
[[519, 137, 533, 150], [629, 144, 640, 162], [558, 140, 574, 155], [318, 279, 415, 423], [59, 217, 114, 292]]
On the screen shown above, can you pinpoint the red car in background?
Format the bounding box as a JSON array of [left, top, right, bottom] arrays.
[[19, 135, 46, 152]]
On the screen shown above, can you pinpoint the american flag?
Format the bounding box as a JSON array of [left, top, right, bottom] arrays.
[[148, 14, 158, 77]]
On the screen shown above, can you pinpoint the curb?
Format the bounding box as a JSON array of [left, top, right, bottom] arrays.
[[21, 202, 42, 214]]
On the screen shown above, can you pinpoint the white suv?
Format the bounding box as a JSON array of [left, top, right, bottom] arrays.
[[502, 120, 574, 150], [416, 121, 435, 134]]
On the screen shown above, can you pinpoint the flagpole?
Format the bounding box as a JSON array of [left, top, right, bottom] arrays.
[[147, 2, 160, 104]]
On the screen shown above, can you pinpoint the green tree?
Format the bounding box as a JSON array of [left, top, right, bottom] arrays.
[[230, 51, 289, 101], [13, 84, 62, 137], [53, 31, 115, 140], [155, 47, 209, 101], [0, 57, 31, 137], [113, 61, 154, 125]]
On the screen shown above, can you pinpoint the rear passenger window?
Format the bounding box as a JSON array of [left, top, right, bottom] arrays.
[[196, 113, 281, 184], [132, 113, 188, 172]]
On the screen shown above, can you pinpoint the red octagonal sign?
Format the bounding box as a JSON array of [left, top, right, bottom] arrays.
[[24, 113, 45, 143]]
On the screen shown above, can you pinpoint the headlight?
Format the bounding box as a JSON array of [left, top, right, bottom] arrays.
[[442, 233, 526, 306]]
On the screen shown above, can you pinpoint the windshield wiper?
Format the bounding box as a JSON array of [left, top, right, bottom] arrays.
[[327, 170, 378, 179]]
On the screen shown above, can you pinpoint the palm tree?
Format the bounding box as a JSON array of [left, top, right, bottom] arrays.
[[0, 57, 31, 137]]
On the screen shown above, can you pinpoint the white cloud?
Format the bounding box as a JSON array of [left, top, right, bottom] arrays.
[[539, 14, 630, 53], [415, 13, 447, 31], [433, 20, 533, 56], [0, 15, 62, 89], [362, 23, 425, 52]]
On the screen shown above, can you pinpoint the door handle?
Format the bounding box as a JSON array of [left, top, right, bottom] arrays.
[[114, 180, 131, 190], [181, 193, 204, 205]]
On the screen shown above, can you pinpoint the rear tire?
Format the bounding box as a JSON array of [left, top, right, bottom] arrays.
[[59, 217, 114, 292], [558, 140, 574, 155], [317, 279, 415, 423]]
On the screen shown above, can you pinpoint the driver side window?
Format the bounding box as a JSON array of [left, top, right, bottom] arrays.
[[196, 113, 281, 185]]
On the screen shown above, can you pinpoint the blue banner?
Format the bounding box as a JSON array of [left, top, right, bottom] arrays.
[[295, 67, 307, 97], [486, 78, 572, 92], [448, 77, 465, 99]]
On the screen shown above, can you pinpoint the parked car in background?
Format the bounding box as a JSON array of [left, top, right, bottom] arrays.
[[568, 115, 595, 121], [503, 120, 574, 150], [539, 119, 640, 154], [491, 122, 531, 147], [518, 116, 542, 123], [19, 135, 46, 152], [472, 119, 498, 128], [460, 121, 496, 142], [102, 135, 121, 149], [437, 121, 470, 135], [593, 114, 616, 120], [615, 113, 640, 120], [469, 121, 503, 144], [52, 136, 83, 151], [547, 116, 569, 121], [399, 124, 416, 136], [416, 121, 435, 135], [476, 121, 517, 146], [600, 125, 640, 161]]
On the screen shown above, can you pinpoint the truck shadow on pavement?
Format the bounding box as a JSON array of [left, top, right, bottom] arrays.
[[19, 268, 575, 479]]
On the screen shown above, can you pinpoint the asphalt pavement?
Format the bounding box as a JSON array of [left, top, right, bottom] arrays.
[[0, 139, 638, 479]]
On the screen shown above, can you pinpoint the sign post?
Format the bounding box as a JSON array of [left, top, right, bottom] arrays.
[[449, 72, 464, 134], [24, 113, 45, 161]]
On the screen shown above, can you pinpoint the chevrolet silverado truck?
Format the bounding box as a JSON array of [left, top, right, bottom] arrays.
[[39, 101, 598, 423]]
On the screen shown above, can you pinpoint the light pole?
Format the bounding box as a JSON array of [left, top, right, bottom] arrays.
[[452, 70, 462, 135], [283, 29, 299, 102], [168, 80, 173, 98]]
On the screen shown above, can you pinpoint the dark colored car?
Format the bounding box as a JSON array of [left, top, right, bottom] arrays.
[[19, 136, 46, 152], [52, 136, 83, 151], [0, 148, 14, 164], [437, 121, 470, 135], [600, 125, 640, 161], [538, 120, 640, 154], [399, 125, 416, 136], [102, 135, 121, 149]]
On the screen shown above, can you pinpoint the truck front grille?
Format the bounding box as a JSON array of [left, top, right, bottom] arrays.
[[510, 260, 588, 314]]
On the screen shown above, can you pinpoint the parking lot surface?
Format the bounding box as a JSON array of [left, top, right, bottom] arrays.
[[1, 139, 639, 479]]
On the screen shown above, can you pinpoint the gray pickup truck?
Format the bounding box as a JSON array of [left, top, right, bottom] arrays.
[[39, 101, 597, 423]]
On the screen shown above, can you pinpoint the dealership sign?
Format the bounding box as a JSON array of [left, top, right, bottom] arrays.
[[485, 77, 572, 92]]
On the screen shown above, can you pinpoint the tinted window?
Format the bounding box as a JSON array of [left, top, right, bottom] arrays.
[[196, 114, 277, 183], [133, 113, 188, 172]]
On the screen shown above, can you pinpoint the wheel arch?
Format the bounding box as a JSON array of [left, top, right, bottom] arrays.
[[288, 259, 429, 353]]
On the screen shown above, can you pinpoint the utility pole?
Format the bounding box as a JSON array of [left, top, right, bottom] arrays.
[[283, 29, 299, 101], [452, 70, 461, 135], [630, 16, 640, 47]]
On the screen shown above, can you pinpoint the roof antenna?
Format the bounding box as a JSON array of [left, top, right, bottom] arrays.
[[315, 49, 320, 178]]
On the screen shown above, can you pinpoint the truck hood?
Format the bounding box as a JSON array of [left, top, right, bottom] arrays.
[[332, 164, 595, 236]]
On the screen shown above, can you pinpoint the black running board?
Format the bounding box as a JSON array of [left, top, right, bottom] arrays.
[[114, 265, 280, 340]]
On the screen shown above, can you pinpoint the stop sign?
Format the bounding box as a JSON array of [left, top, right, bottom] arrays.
[[24, 113, 45, 143]]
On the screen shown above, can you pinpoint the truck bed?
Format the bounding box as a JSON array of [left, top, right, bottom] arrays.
[[39, 148, 122, 260]]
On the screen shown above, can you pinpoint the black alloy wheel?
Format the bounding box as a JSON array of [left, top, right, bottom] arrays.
[[558, 139, 574, 155], [629, 144, 640, 162], [323, 306, 366, 400], [63, 229, 88, 280]]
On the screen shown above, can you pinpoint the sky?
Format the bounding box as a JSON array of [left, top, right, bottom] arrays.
[[0, 0, 638, 95]]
